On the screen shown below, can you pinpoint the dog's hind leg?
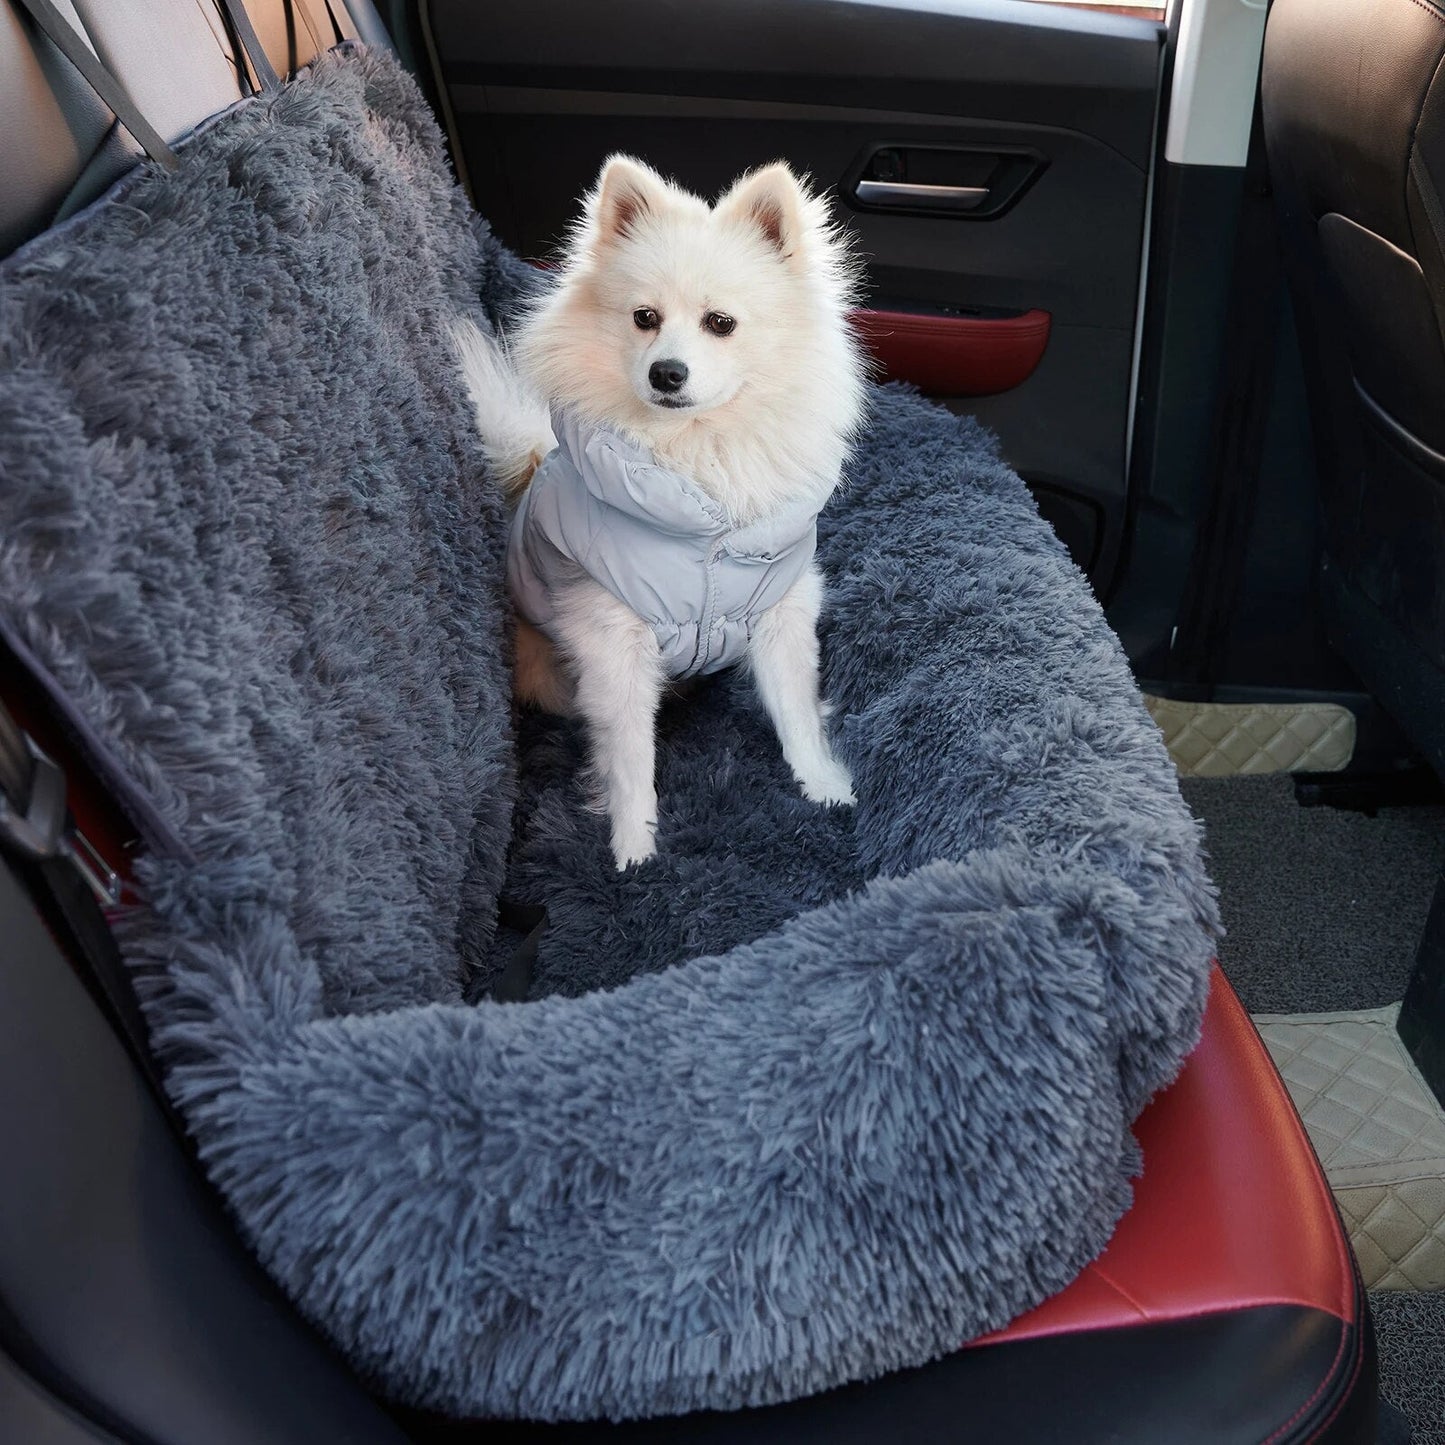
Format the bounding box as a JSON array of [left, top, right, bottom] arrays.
[[513, 618, 576, 715], [553, 584, 666, 869], [750, 564, 855, 807]]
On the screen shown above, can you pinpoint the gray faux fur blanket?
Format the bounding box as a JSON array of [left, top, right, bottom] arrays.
[[0, 44, 1218, 1422]]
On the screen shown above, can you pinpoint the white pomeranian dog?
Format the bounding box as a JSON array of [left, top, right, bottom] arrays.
[[453, 154, 867, 869]]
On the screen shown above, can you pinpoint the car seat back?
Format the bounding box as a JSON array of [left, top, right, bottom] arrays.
[[0, 6, 412, 1440], [0, 0, 387, 258], [1263, 0, 1445, 774]]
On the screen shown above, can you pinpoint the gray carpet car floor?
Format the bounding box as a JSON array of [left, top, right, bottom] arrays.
[[1372, 1290, 1445, 1444], [1180, 775, 1445, 1012], [1182, 775, 1445, 1443]]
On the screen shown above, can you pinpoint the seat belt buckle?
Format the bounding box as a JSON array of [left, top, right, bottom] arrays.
[[62, 826, 128, 910], [0, 729, 130, 909]]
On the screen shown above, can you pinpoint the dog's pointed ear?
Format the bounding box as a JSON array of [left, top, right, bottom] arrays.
[[718, 163, 807, 258], [590, 156, 669, 244]]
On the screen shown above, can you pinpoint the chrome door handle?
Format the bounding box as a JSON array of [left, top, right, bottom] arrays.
[[843, 144, 1047, 221], [853, 179, 991, 213]]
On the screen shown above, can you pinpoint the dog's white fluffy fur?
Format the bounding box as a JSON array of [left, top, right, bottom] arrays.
[[454, 155, 867, 868]]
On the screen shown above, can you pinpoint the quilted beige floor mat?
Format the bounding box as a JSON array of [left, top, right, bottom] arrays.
[[1145, 695, 1355, 775], [1256, 1006, 1445, 1290]]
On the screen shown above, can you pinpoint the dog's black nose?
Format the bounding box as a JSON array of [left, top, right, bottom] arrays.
[[648, 359, 688, 394]]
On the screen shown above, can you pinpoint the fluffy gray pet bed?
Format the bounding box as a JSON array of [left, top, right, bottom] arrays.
[[0, 46, 1219, 1422]]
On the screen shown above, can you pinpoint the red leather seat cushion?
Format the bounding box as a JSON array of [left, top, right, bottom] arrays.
[[977, 964, 1356, 1348], [1, 664, 1361, 1369]]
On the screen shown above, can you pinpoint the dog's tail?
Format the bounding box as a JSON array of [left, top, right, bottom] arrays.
[[449, 316, 554, 499]]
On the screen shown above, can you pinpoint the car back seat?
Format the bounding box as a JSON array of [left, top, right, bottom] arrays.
[[0, 0, 386, 256], [0, 4, 1383, 1441], [0, 9, 413, 1442]]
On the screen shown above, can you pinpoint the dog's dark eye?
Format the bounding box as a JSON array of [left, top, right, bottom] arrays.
[[704, 312, 736, 337], [633, 307, 660, 331]]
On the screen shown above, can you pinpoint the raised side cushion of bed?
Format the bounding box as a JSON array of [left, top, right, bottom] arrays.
[[0, 45, 1218, 1424]]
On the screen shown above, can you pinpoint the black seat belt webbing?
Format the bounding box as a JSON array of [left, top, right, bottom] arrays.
[[1165, 35, 1282, 693], [288, 0, 344, 59], [14, 0, 178, 171], [217, 0, 281, 92], [319, 0, 347, 44], [491, 897, 546, 1003]]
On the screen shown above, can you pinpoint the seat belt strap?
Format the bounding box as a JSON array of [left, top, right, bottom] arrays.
[[492, 897, 546, 1003], [318, 0, 348, 44], [13, 0, 178, 171], [292, 0, 347, 55], [217, 0, 281, 92]]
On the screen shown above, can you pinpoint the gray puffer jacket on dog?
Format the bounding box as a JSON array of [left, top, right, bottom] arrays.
[[507, 409, 821, 678]]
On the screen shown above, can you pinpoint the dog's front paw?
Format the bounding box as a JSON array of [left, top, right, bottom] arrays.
[[611, 818, 658, 871], [798, 755, 856, 808]]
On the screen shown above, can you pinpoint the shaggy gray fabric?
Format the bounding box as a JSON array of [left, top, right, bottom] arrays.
[[0, 45, 1219, 1423]]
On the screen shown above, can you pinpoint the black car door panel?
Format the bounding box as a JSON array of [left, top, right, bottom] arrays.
[[426, 0, 1163, 582]]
